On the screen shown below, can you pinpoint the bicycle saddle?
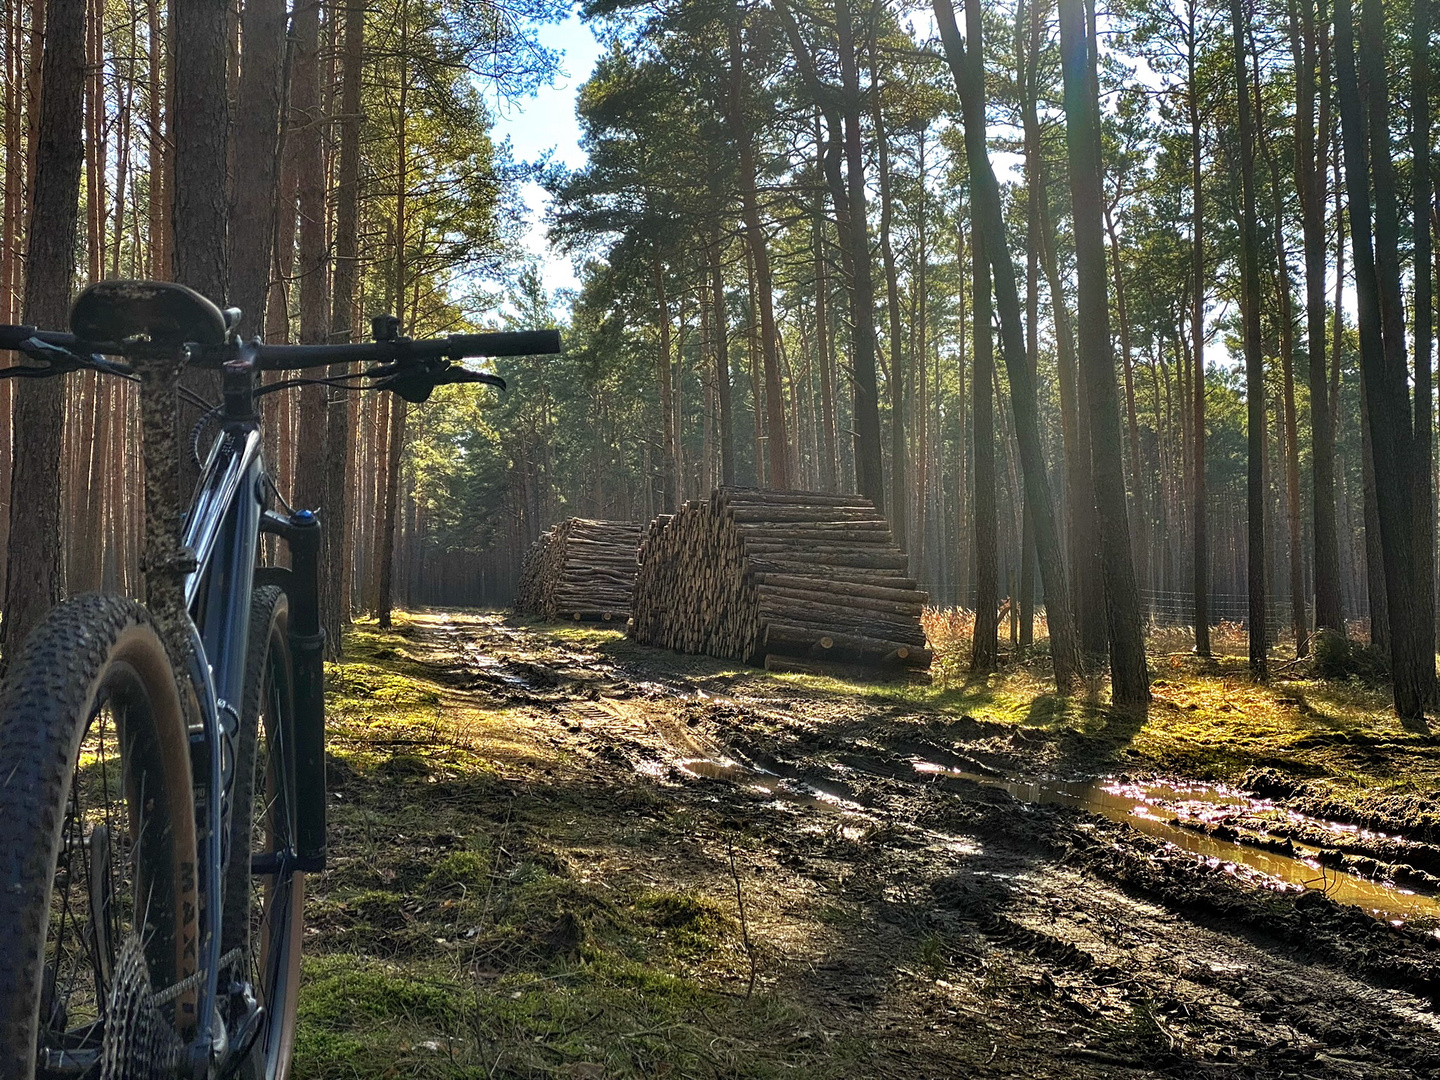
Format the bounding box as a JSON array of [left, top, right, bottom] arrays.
[[70, 279, 229, 346]]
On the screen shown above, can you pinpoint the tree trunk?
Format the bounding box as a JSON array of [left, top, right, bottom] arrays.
[[955, 220, 969, 605], [324, 0, 365, 654], [652, 257, 676, 510], [227, 0, 286, 338], [171, 0, 229, 499], [745, 247, 763, 484], [1038, 177, 1103, 660], [1104, 203, 1146, 590], [1336, 0, 1433, 716], [711, 233, 736, 487], [970, 224, 998, 672], [2, 0, 84, 660], [1188, 0, 1210, 656], [935, 0, 1083, 689], [1412, 0, 1434, 659], [1289, 0, 1344, 638], [1230, 0, 1268, 679], [1255, 68, 1308, 657], [1360, 375, 1389, 650], [145, 0, 167, 278], [1057, 0, 1149, 704], [292, 0, 328, 517], [170, 0, 227, 265], [870, 44, 905, 547], [811, 167, 837, 493], [835, 0, 884, 508], [726, 11, 790, 489]]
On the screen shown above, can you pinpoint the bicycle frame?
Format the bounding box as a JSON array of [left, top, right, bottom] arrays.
[[174, 349, 325, 1075], [0, 294, 553, 1077]]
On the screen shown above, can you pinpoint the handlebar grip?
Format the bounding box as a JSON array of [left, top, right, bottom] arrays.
[[447, 329, 561, 358], [0, 325, 77, 350]]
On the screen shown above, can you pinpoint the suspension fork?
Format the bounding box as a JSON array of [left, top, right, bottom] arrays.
[[259, 509, 327, 870]]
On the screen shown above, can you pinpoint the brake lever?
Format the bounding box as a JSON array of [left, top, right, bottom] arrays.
[[0, 337, 135, 379], [372, 362, 506, 403], [372, 370, 440, 403], [435, 368, 506, 392]]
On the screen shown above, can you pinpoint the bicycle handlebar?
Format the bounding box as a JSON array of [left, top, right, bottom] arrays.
[[0, 324, 562, 369]]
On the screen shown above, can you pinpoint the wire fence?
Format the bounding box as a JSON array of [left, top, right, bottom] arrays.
[[916, 582, 1348, 635]]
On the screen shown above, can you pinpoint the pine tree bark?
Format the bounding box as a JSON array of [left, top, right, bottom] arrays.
[[145, 0, 167, 278], [1057, 0, 1149, 704], [710, 233, 736, 487], [324, 0, 365, 654], [227, 0, 287, 338], [1104, 202, 1146, 589], [292, 0, 328, 517], [1336, 0, 1434, 715], [869, 47, 905, 548], [809, 159, 837, 492], [726, 11, 790, 489], [1187, 0, 1211, 656], [2, 0, 84, 660], [835, 0, 884, 508], [171, 0, 229, 499], [654, 256, 676, 511], [935, 0, 1083, 688], [970, 224, 998, 672], [1230, 0, 1268, 679], [1411, 0, 1434, 658], [1289, 0, 1344, 638], [1360, 375, 1390, 650], [170, 0, 227, 292], [1037, 176, 1103, 660]]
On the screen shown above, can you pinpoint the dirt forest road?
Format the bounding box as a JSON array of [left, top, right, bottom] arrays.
[[311, 612, 1440, 1080]]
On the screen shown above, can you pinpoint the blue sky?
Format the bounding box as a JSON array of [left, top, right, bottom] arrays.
[[490, 12, 605, 296]]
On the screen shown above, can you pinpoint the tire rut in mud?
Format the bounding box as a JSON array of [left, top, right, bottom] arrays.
[[417, 615, 1440, 1078]]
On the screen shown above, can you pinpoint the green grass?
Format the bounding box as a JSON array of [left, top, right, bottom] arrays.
[[297, 613, 866, 1079]]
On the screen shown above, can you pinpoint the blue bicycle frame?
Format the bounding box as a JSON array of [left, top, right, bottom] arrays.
[[174, 348, 325, 1075]]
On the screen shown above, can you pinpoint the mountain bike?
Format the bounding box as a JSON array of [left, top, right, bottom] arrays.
[[0, 279, 559, 1079]]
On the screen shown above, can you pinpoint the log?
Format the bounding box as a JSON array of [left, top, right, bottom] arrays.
[[754, 583, 926, 618], [629, 487, 931, 670], [763, 623, 935, 667], [515, 517, 643, 621], [751, 573, 929, 604]]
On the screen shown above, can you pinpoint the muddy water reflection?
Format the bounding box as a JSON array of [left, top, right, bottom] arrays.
[[678, 758, 859, 814], [917, 764, 1440, 924]]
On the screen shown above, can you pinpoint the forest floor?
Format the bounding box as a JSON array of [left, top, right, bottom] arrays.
[[297, 611, 1440, 1079]]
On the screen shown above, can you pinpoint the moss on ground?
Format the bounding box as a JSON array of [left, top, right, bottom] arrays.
[[301, 614, 851, 1079]]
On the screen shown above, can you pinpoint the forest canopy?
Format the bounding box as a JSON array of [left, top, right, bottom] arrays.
[[1, 0, 1438, 715]]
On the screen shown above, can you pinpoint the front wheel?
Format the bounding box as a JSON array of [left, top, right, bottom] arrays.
[[0, 594, 200, 1078], [223, 585, 304, 1080]]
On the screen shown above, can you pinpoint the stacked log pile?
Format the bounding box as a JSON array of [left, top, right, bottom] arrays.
[[514, 518, 642, 622], [630, 488, 931, 669]]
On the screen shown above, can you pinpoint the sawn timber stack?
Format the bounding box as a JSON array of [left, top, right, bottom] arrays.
[[514, 518, 642, 622], [630, 488, 931, 669]]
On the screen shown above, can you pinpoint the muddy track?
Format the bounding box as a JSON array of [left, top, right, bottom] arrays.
[[415, 615, 1440, 1078]]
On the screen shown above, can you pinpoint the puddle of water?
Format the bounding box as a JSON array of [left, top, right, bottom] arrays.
[[915, 763, 1440, 924], [677, 758, 859, 814]]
